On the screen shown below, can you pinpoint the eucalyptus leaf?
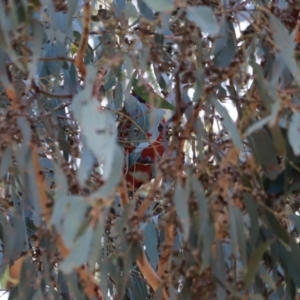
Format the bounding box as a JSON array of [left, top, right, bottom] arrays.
[[288, 112, 300, 156], [74, 96, 117, 181], [143, 220, 159, 268], [62, 198, 90, 248], [228, 204, 247, 266], [142, 0, 174, 12], [211, 97, 243, 150], [186, 6, 219, 37], [243, 240, 274, 290], [269, 13, 300, 83], [174, 180, 190, 240], [60, 226, 94, 274], [0, 147, 12, 178]]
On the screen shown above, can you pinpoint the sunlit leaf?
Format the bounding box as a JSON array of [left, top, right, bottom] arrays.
[[77, 146, 97, 186], [288, 112, 300, 156], [211, 97, 243, 151]]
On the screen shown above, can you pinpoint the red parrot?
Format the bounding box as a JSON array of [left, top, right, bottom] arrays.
[[118, 93, 166, 190]]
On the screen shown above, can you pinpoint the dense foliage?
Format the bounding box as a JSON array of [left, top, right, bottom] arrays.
[[2, 0, 300, 299]]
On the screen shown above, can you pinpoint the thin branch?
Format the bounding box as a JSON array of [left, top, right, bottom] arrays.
[[136, 174, 162, 221], [38, 56, 75, 63], [157, 221, 176, 281], [74, 1, 91, 79], [30, 80, 73, 99]]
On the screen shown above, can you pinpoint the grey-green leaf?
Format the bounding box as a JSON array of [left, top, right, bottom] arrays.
[[243, 240, 274, 290], [142, 0, 174, 12], [228, 204, 247, 266], [174, 180, 190, 240], [211, 97, 243, 150], [59, 226, 94, 274], [288, 112, 300, 156], [186, 6, 219, 37], [269, 13, 300, 84]]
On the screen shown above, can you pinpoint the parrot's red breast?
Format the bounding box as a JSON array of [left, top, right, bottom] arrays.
[[118, 96, 166, 190]]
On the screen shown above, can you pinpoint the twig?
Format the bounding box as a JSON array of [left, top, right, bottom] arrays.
[[157, 221, 176, 281], [136, 174, 162, 221], [74, 1, 91, 79]]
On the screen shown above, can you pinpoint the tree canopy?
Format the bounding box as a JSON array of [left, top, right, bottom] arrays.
[[1, 0, 300, 299]]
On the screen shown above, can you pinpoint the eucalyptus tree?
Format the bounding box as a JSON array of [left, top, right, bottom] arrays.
[[1, 0, 300, 300]]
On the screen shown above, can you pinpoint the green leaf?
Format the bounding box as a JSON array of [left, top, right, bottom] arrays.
[[243, 193, 259, 246], [114, 80, 124, 109], [51, 195, 74, 233], [60, 225, 94, 274], [87, 219, 105, 268], [71, 65, 97, 121], [191, 176, 214, 271], [186, 6, 219, 37], [50, 163, 69, 231], [138, 0, 154, 20], [19, 256, 36, 299], [25, 21, 45, 93], [77, 146, 96, 186], [0, 146, 12, 178], [142, 0, 174, 12], [248, 129, 280, 180], [64, 273, 87, 299], [174, 180, 190, 240], [127, 274, 149, 299], [249, 61, 273, 113], [125, 2, 139, 19], [0, 3, 26, 72], [27, 150, 43, 225], [32, 288, 44, 300], [211, 97, 243, 151], [288, 112, 300, 156], [243, 239, 274, 290], [244, 82, 280, 136], [17, 117, 32, 144], [289, 214, 300, 233], [211, 241, 227, 300], [264, 209, 290, 247], [73, 94, 117, 181], [89, 145, 123, 201], [143, 220, 159, 268], [213, 17, 236, 67], [62, 198, 90, 248], [251, 294, 265, 300], [228, 204, 247, 266], [269, 13, 300, 84]]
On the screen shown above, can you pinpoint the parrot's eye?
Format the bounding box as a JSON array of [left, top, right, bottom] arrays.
[[144, 156, 153, 163], [158, 124, 163, 131]]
